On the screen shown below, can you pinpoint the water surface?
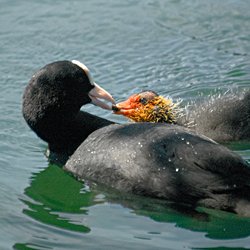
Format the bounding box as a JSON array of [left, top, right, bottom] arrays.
[[0, 0, 250, 249]]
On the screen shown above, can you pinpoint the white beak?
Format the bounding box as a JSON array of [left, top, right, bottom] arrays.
[[88, 83, 115, 110]]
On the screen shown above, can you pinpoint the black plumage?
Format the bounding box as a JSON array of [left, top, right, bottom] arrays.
[[23, 60, 113, 155], [65, 123, 250, 216]]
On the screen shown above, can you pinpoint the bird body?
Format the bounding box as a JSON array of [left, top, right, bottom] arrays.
[[65, 122, 250, 215], [179, 91, 250, 142]]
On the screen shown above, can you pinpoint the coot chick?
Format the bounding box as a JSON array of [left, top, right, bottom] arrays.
[[113, 90, 250, 142], [181, 91, 250, 142]]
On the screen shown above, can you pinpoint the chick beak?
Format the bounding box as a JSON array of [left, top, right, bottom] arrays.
[[112, 97, 137, 116], [89, 83, 115, 110]]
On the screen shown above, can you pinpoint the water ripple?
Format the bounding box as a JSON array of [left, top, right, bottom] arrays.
[[1, 0, 250, 249]]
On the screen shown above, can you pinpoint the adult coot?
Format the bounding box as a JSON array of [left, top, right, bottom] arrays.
[[22, 60, 250, 216]]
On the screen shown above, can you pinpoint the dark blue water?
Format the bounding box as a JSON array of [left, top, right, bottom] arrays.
[[1, 0, 250, 249]]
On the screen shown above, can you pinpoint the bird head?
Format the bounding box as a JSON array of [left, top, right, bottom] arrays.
[[112, 90, 179, 124]]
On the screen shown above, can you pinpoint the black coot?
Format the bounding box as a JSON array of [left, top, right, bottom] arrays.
[[22, 60, 250, 216]]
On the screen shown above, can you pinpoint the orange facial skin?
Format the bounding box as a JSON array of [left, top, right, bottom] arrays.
[[113, 91, 179, 124], [113, 94, 143, 116]]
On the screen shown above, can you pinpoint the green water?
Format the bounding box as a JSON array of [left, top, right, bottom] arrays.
[[0, 0, 250, 249]]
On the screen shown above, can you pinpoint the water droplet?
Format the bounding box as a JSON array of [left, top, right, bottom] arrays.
[[175, 168, 179, 172], [181, 138, 185, 141], [168, 158, 172, 162], [186, 141, 190, 145], [179, 157, 183, 160]]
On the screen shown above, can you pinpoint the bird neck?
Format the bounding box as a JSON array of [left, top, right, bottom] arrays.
[[48, 110, 115, 157]]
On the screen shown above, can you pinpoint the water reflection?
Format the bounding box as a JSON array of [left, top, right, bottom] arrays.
[[102, 190, 250, 240], [15, 162, 250, 250], [20, 164, 95, 234], [137, 203, 250, 240]]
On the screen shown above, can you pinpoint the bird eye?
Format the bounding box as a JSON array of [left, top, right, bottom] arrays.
[[140, 98, 148, 105]]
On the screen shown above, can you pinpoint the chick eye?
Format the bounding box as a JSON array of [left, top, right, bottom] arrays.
[[140, 98, 148, 105]]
